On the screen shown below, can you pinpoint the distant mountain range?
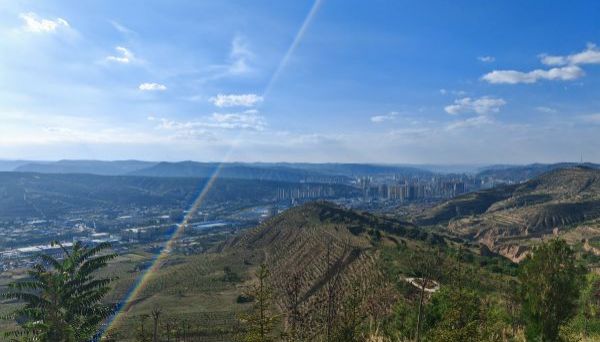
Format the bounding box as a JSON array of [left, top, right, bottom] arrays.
[[4, 160, 438, 182], [129, 161, 339, 182], [0, 160, 33, 172], [3, 159, 600, 184], [13, 160, 157, 175], [475, 162, 600, 182]]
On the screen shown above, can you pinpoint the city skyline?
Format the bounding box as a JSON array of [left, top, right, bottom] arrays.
[[1, 1, 600, 163]]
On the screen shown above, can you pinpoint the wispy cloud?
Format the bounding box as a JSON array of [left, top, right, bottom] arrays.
[[482, 65, 583, 84], [210, 111, 266, 130], [228, 35, 254, 75], [580, 113, 600, 124], [477, 56, 495, 63], [152, 110, 267, 138], [439, 89, 467, 96], [535, 106, 557, 113], [540, 43, 600, 66], [106, 46, 136, 64], [19, 12, 69, 33], [445, 115, 494, 130], [199, 35, 256, 82], [209, 93, 263, 107], [444, 96, 506, 115], [371, 111, 398, 123], [139, 83, 167, 91], [110, 20, 136, 35]]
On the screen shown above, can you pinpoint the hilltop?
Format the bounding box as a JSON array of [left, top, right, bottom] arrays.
[[219, 202, 444, 337], [418, 166, 600, 260]]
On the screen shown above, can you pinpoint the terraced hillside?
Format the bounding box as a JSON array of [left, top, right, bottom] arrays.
[[102, 202, 442, 340], [417, 166, 600, 261], [220, 201, 442, 339]]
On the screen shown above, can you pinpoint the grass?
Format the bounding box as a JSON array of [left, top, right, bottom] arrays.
[[103, 248, 255, 341]]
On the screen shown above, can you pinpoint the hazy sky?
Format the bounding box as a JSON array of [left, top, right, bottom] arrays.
[[1, 0, 600, 163]]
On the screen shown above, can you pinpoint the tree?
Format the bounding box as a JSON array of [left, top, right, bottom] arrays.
[[426, 286, 482, 342], [281, 269, 304, 341], [332, 280, 366, 342], [324, 240, 345, 342], [151, 305, 162, 342], [1, 241, 117, 341], [238, 264, 277, 342], [503, 279, 522, 337], [136, 314, 151, 342], [410, 248, 442, 342], [579, 274, 600, 337], [519, 239, 586, 341]]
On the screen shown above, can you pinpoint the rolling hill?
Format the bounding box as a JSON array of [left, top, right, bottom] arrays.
[[106, 201, 449, 340], [129, 161, 342, 182], [476, 162, 600, 183], [14, 160, 157, 175], [418, 166, 600, 260]]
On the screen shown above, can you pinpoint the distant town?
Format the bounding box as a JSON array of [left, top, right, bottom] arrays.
[[0, 162, 526, 272]]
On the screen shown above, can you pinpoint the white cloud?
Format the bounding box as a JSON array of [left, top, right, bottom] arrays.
[[371, 111, 398, 123], [482, 65, 584, 84], [110, 20, 135, 35], [444, 96, 506, 115], [439, 89, 467, 96], [540, 43, 600, 66], [535, 106, 557, 113], [20, 12, 69, 33], [210, 112, 266, 130], [478, 56, 495, 63], [106, 46, 135, 64], [228, 35, 254, 75], [139, 83, 167, 91], [482, 43, 600, 85], [154, 110, 267, 136], [209, 93, 263, 107], [446, 115, 494, 131]]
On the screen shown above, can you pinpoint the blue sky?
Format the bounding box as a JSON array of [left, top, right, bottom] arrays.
[[1, 0, 600, 164]]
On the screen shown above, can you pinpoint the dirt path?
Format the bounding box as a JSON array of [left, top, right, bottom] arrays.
[[404, 277, 440, 293]]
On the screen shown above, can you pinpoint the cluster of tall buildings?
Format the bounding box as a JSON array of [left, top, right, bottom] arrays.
[[358, 177, 467, 202], [275, 185, 337, 201]]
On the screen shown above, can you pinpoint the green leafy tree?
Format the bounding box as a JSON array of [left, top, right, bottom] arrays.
[[1, 241, 117, 341], [519, 239, 586, 341], [579, 274, 600, 337], [426, 286, 482, 342]]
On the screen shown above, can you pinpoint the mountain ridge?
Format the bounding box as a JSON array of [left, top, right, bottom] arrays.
[[418, 166, 600, 261]]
